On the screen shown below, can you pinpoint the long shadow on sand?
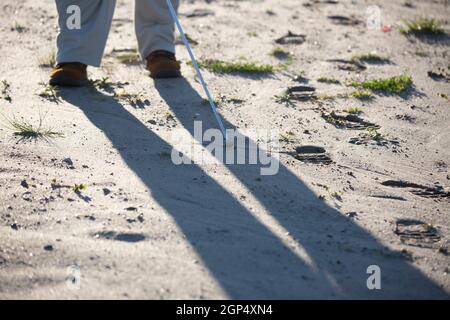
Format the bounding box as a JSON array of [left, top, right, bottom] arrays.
[[59, 79, 448, 299]]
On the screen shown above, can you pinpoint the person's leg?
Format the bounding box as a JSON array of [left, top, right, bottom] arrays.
[[135, 0, 181, 78], [55, 0, 116, 67], [134, 0, 179, 59]]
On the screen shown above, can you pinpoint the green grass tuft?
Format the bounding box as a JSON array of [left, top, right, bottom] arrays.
[[343, 107, 362, 114], [11, 22, 28, 33], [38, 83, 60, 102], [73, 184, 88, 192], [116, 49, 141, 64], [271, 47, 289, 58], [349, 90, 375, 100], [3, 115, 64, 142], [316, 94, 335, 100], [351, 52, 390, 64], [279, 131, 296, 143], [400, 18, 445, 35], [196, 59, 274, 74], [367, 127, 384, 141], [350, 75, 413, 94], [1, 80, 12, 103], [317, 77, 341, 84], [38, 50, 56, 68], [270, 47, 294, 70]]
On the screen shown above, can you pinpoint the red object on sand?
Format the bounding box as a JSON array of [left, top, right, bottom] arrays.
[[382, 25, 392, 33]]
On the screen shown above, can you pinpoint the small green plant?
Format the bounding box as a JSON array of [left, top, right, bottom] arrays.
[[316, 94, 335, 101], [38, 83, 60, 102], [3, 114, 64, 142], [203, 95, 244, 107], [350, 90, 374, 100], [350, 75, 413, 94], [422, 223, 437, 233], [89, 77, 111, 90], [367, 127, 383, 141], [165, 112, 175, 121], [11, 22, 28, 33], [274, 92, 295, 106], [224, 97, 245, 105], [321, 111, 338, 124], [351, 52, 390, 64], [343, 107, 362, 114], [1, 80, 12, 103], [89, 78, 129, 96], [113, 89, 148, 106], [38, 50, 56, 68], [330, 191, 342, 200], [400, 18, 444, 35], [202, 98, 219, 107], [73, 184, 88, 192], [318, 77, 341, 84], [247, 31, 258, 37], [279, 131, 296, 143], [271, 47, 294, 70], [116, 49, 141, 64], [196, 59, 274, 74], [271, 47, 289, 58]]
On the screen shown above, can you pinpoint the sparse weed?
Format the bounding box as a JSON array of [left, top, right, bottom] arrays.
[[1, 80, 12, 103], [343, 107, 362, 114], [116, 49, 141, 64], [271, 47, 289, 59], [89, 77, 111, 90], [351, 52, 390, 64], [350, 75, 413, 94], [38, 83, 60, 103], [203, 95, 244, 107], [438, 93, 449, 101], [113, 89, 149, 107], [271, 47, 294, 70], [330, 191, 342, 200], [349, 90, 375, 100], [274, 92, 295, 106], [11, 22, 28, 33], [165, 112, 175, 121], [318, 77, 341, 84], [3, 114, 64, 142], [73, 183, 88, 192], [400, 18, 445, 35], [196, 59, 274, 74], [279, 131, 296, 143], [316, 94, 336, 101], [367, 127, 383, 141], [38, 50, 56, 68]]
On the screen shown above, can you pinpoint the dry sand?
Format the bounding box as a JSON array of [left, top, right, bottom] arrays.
[[0, 0, 449, 299]]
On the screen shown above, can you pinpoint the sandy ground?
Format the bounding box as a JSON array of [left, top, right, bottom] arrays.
[[0, 0, 449, 299]]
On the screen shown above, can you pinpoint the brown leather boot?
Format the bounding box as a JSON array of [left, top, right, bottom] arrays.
[[49, 62, 88, 87], [146, 50, 181, 78]]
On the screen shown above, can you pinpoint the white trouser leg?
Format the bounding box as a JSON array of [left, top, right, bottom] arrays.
[[135, 0, 179, 60], [55, 0, 116, 67]]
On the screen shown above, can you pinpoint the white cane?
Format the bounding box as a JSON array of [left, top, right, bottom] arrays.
[[165, 0, 228, 142]]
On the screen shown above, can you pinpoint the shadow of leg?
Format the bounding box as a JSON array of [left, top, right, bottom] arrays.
[[153, 77, 448, 299], [59, 87, 340, 298]]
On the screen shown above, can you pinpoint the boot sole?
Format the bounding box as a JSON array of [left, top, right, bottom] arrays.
[[150, 69, 182, 79], [49, 75, 88, 87]]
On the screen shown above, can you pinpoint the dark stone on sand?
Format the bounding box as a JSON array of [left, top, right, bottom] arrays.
[[44, 245, 54, 251], [296, 145, 326, 154]]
